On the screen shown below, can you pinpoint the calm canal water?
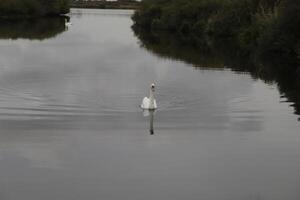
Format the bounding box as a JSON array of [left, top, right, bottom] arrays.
[[0, 9, 300, 200]]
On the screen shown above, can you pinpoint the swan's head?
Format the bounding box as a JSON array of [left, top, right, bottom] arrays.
[[151, 83, 155, 92]]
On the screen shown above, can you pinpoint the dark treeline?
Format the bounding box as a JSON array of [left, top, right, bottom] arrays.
[[132, 0, 300, 73], [70, 0, 140, 9], [0, 0, 70, 16]]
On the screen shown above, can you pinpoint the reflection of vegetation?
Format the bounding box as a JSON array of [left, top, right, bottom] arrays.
[[132, 0, 300, 118], [133, 29, 300, 117], [0, 17, 67, 40], [134, 29, 254, 70], [0, 0, 70, 16]]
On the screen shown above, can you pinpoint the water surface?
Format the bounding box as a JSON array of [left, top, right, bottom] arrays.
[[0, 9, 300, 200]]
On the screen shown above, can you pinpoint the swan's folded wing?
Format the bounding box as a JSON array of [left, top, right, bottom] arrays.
[[141, 97, 149, 109], [154, 99, 157, 109]]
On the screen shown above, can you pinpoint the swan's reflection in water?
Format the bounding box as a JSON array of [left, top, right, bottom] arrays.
[[143, 110, 155, 135], [149, 110, 154, 135]]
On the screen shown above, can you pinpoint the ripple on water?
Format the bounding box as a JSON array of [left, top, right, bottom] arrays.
[[0, 85, 208, 121]]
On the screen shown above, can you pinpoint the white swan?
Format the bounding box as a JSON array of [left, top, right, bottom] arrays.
[[65, 18, 72, 28], [65, 22, 72, 27], [141, 83, 157, 110]]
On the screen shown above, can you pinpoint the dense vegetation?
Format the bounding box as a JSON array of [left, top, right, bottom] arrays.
[[132, 0, 300, 72], [0, 0, 70, 16]]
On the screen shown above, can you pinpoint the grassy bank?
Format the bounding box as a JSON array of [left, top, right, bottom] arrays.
[[0, 0, 70, 16], [132, 0, 300, 72]]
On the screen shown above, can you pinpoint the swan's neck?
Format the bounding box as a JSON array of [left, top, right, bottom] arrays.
[[149, 89, 155, 109]]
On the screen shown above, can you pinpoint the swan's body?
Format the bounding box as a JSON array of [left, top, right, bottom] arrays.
[[141, 97, 157, 110], [65, 18, 72, 28], [141, 83, 157, 110], [65, 22, 72, 27]]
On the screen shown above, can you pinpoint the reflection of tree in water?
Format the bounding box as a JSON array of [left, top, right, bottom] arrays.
[[0, 17, 67, 40], [133, 28, 300, 119]]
